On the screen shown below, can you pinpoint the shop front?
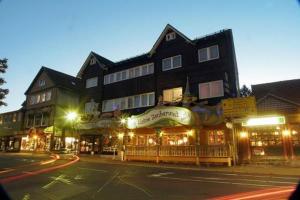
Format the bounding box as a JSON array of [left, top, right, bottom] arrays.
[[0, 135, 22, 152], [21, 128, 51, 151], [235, 116, 300, 163], [123, 106, 233, 166], [78, 118, 119, 155]]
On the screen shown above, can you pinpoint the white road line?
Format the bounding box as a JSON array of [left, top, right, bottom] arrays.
[[118, 176, 152, 197], [194, 176, 296, 185], [96, 170, 120, 193], [78, 167, 107, 172], [220, 173, 299, 180], [149, 172, 174, 177], [154, 176, 278, 187]]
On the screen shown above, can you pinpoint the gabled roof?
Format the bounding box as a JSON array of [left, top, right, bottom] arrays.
[[256, 93, 300, 107], [149, 24, 192, 55], [25, 66, 82, 94], [252, 79, 300, 105], [77, 51, 114, 78]]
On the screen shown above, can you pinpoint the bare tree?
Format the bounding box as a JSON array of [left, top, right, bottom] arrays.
[[0, 58, 9, 106]]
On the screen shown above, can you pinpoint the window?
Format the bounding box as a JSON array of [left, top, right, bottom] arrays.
[[103, 63, 154, 85], [90, 57, 96, 65], [162, 55, 182, 71], [104, 75, 109, 85], [163, 87, 183, 102], [166, 32, 176, 41], [198, 45, 219, 62], [121, 71, 127, 80], [86, 77, 98, 88], [41, 113, 49, 126], [102, 92, 155, 112], [29, 96, 36, 105], [208, 130, 225, 145], [46, 91, 52, 101], [39, 80, 45, 87], [0, 116, 2, 124], [12, 113, 17, 122], [116, 72, 121, 82], [85, 102, 93, 114], [41, 93, 46, 102], [199, 80, 224, 99], [34, 113, 42, 127], [36, 94, 41, 104]]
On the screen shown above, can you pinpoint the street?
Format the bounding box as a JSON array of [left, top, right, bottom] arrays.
[[0, 154, 298, 200]]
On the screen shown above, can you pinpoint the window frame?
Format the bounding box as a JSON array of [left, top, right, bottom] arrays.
[[86, 77, 98, 88], [198, 45, 219, 63], [198, 80, 224, 99], [162, 55, 182, 71]]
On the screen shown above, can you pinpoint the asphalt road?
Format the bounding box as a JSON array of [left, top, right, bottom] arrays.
[[0, 154, 298, 200]]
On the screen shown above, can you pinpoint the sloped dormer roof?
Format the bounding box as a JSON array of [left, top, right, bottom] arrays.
[[25, 66, 82, 94], [77, 51, 114, 78], [149, 24, 192, 55]]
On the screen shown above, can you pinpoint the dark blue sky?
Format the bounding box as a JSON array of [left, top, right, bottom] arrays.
[[0, 0, 299, 112]]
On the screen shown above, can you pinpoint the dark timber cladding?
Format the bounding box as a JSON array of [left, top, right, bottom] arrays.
[[78, 24, 239, 115]]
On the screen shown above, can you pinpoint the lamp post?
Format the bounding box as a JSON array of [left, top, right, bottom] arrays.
[[65, 111, 78, 154]]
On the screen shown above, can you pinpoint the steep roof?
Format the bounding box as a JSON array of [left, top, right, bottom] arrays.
[[25, 66, 82, 94], [252, 79, 300, 105]]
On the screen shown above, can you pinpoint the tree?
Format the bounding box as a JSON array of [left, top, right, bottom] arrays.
[[240, 84, 252, 97], [0, 58, 9, 106]]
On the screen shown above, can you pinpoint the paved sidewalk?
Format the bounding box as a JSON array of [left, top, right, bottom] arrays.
[[79, 154, 300, 176]]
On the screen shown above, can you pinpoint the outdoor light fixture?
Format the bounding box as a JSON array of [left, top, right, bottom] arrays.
[[127, 117, 137, 129], [240, 131, 248, 138], [129, 132, 134, 138], [120, 118, 126, 124], [148, 138, 153, 144], [183, 137, 188, 143], [118, 133, 124, 140], [187, 129, 194, 136], [242, 116, 285, 127], [33, 135, 38, 139], [282, 129, 291, 137], [292, 130, 298, 135], [65, 111, 78, 121], [159, 131, 164, 137]]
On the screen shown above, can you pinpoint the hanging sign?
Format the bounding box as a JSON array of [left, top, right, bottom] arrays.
[[127, 106, 194, 129], [222, 96, 257, 118]]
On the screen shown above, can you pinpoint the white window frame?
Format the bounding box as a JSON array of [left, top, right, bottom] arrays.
[[86, 77, 98, 88], [198, 80, 224, 99], [166, 32, 176, 41], [39, 80, 45, 87], [198, 45, 219, 63], [102, 92, 155, 112], [103, 63, 154, 85], [162, 55, 182, 71]]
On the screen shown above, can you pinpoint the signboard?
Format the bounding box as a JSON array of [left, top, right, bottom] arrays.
[[222, 96, 257, 118], [242, 116, 285, 127], [127, 106, 193, 129]]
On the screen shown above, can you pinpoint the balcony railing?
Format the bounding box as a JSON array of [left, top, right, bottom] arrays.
[[126, 144, 232, 158]]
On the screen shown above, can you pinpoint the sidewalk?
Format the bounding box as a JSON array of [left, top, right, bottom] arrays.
[[79, 154, 300, 176]]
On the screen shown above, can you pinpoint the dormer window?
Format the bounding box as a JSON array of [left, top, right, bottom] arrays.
[[39, 80, 45, 87], [166, 32, 176, 41], [90, 57, 96, 65]]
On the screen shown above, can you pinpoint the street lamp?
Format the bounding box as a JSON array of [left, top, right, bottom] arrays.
[[65, 111, 79, 153]]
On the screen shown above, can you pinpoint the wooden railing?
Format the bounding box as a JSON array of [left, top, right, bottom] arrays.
[[198, 144, 231, 157], [126, 146, 157, 156], [159, 145, 196, 157], [126, 144, 232, 158]]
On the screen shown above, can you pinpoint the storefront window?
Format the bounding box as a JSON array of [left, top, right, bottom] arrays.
[[208, 130, 225, 145], [249, 130, 282, 146]]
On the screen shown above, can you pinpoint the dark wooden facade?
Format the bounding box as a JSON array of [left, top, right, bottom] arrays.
[[77, 24, 239, 115]]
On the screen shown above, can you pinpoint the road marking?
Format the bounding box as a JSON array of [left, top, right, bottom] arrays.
[[74, 175, 83, 180], [194, 176, 296, 185], [118, 176, 152, 197], [153, 176, 277, 187], [78, 167, 107, 173], [96, 170, 120, 193], [22, 193, 30, 200], [149, 172, 174, 177], [221, 173, 299, 180], [0, 168, 14, 174], [42, 174, 73, 189]]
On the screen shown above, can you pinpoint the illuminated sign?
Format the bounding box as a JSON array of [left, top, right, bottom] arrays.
[[127, 106, 193, 129], [222, 96, 257, 117], [242, 116, 285, 127]]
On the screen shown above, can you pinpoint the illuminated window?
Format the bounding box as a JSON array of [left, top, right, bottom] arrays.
[[41, 93, 46, 102], [46, 91, 51, 101], [249, 130, 282, 146], [36, 94, 41, 104], [12, 113, 17, 122], [208, 130, 225, 145], [163, 87, 182, 102], [199, 80, 223, 99]]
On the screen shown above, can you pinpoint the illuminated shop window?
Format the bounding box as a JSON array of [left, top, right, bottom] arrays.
[[208, 130, 225, 145], [249, 130, 282, 146], [163, 87, 182, 102]]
